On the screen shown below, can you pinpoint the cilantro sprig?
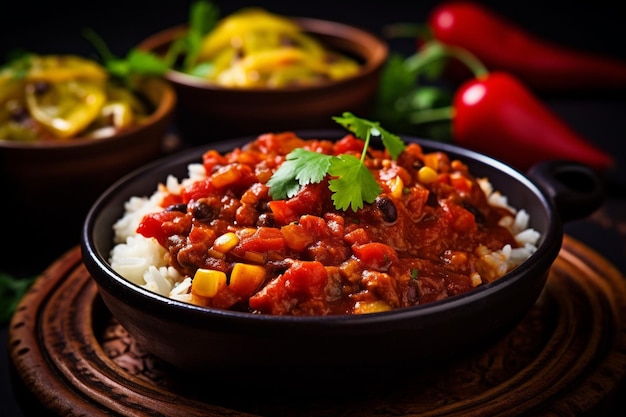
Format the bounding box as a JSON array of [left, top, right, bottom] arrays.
[[267, 112, 405, 211]]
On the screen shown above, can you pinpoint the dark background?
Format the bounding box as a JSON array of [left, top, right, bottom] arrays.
[[2, 1, 626, 416], [2, 1, 626, 63]]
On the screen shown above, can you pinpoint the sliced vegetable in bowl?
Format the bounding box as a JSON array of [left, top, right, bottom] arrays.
[[0, 50, 168, 142], [0, 49, 176, 274], [136, 1, 388, 142], [162, 2, 361, 88]]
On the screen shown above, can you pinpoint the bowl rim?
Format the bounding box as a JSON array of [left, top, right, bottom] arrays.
[[0, 76, 177, 151], [136, 16, 389, 93], [81, 130, 563, 328]]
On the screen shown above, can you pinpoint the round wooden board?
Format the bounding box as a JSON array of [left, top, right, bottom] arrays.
[[8, 235, 626, 416]]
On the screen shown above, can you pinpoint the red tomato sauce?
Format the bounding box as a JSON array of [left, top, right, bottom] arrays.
[[137, 132, 521, 315]]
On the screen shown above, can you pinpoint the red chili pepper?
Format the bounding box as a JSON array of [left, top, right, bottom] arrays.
[[452, 71, 614, 172], [428, 1, 626, 91]]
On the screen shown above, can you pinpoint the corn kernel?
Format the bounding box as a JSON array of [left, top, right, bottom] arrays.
[[212, 232, 239, 253], [418, 166, 438, 184], [206, 249, 225, 259], [471, 272, 483, 287], [192, 269, 227, 298], [353, 300, 392, 314], [389, 176, 404, 199], [242, 251, 265, 264], [229, 263, 266, 296]]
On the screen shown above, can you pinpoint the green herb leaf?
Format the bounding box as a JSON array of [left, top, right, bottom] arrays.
[[267, 113, 405, 212], [177, 0, 220, 72], [267, 148, 333, 200], [0, 272, 36, 324], [125, 49, 170, 76], [82, 28, 168, 84], [333, 111, 405, 159], [328, 154, 382, 211]]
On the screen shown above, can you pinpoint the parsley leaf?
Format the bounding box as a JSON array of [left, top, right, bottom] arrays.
[[268, 112, 406, 211]]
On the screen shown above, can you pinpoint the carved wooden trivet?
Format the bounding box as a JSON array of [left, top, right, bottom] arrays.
[[9, 235, 626, 416]]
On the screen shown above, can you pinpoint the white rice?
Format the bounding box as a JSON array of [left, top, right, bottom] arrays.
[[109, 167, 540, 299]]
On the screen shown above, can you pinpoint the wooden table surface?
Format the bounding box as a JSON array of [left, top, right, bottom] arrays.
[[7, 235, 626, 416]]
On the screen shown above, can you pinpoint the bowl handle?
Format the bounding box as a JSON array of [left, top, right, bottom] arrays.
[[527, 160, 606, 223]]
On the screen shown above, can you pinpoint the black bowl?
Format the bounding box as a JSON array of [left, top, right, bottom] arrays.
[[81, 130, 603, 395]]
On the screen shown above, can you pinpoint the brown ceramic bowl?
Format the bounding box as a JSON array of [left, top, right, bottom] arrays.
[[81, 130, 605, 398], [1, 76, 176, 270], [137, 18, 388, 143]]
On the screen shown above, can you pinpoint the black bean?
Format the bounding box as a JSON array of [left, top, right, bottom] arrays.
[[257, 213, 275, 227], [257, 200, 270, 212], [463, 202, 485, 225], [165, 203, 187, 213], [426, 192, 439, 207], [375, 196, 397, 223], [189, 199, 218, 222], [412, 160, 425, 170]]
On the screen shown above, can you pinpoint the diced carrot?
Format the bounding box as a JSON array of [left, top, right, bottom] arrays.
[[352, 242, 398, 271], [281, 223, 314, 251], [229, 263, 266, 296]]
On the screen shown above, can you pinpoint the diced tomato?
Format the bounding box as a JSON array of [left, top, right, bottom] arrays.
[[237, 227, 287, 253], [344, 228, 370, 246], [441, 199, 477, 233], [323, 212, 345, 238], [268, 200, 299, 225], [270, 183, 332, 226], [161, 193, 183, 208], [202, 149, 227, 173], [256, 132, 305, 155], [352, 242, 398, 271], [333, 134, 364, 155], [283, 260, 328, 298], [182, 178, 215, 203], [285, 182, 330, 217], [450, 172, 472, 194], [188, 224, 216, 245], [299, 215, 332, 240], [137, 211, 189, 247], [249, 260, 328, 314]]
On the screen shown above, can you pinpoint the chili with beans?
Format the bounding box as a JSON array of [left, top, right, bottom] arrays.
[[137, 132, 522, 315]]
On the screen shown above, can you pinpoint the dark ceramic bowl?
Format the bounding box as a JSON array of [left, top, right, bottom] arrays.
[[81, 131, 604, 394], [136, 18, 388, 143], [2, 77, 176, 270]]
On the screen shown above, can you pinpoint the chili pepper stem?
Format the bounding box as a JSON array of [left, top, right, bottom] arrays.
[[408, 106, 454, 125], [404, 41, 489, 79]]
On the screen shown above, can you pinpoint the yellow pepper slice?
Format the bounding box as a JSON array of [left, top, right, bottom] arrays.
[[193, 8, 360, 88], [25, 55, 108, 83], [198, 8, 301, 61], [25, 79, 107, 139], [0, 74, 26, 111]]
